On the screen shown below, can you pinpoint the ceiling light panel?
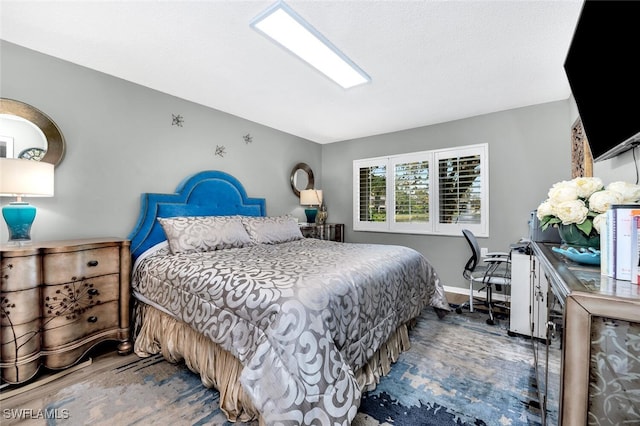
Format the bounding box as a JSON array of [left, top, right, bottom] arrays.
[[251, 0, 371, 89]]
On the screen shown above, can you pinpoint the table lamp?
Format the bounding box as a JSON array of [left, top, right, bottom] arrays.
[[0, 158, 54, 244], [300, 189, 322, 224]]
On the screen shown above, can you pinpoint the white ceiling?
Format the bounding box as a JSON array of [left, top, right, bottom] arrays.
[[0, 0, 584, 144]]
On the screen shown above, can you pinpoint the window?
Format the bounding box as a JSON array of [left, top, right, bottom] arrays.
[[354, 159, 387, 230], [353, 143, 488, 236]]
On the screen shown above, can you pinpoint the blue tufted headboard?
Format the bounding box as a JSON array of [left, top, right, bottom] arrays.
[[128, 170, 266, 262]]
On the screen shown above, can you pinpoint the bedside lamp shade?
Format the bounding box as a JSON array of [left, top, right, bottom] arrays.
[[0, 158, 54, 243], [300, 189, 322, 224]]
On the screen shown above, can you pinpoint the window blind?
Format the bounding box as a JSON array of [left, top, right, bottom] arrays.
[[394, 160, 429, 223], [438, 154, 482, 224], [353, 143, 487, 236], [358, 165, 386, 222]]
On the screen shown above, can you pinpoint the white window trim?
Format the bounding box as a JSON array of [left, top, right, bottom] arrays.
[[353, 143, 489, 237], [352, 157, 388, 232], [433, 144, 488, 237]]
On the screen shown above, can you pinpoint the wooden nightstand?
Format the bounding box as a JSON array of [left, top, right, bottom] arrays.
[[299, 223, 344, 242], [1, 238, 132, 384]]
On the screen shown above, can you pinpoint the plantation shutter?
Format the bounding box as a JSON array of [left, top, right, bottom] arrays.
[[394, 160, 429, 224], [438, 153, 482, 225], [354, 143, 488, 236], [355, 161, 387, 226]]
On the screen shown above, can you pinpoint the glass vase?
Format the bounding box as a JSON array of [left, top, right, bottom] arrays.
[[558, 223, 600, 249]]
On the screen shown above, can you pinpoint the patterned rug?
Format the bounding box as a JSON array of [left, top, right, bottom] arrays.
[[353, 307, 560, 426], [7, 307, 560, 426]]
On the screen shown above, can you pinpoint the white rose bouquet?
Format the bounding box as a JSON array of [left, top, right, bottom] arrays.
[[537, 177, 640, 238]]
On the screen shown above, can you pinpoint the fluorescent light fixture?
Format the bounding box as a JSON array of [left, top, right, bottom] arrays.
[[250, 0, 370, 89]]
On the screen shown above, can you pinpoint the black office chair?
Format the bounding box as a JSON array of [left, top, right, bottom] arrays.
[[456, 229, 511, 325]]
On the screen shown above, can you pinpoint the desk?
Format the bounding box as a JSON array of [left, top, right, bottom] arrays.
[[532, 242, 640, 426]]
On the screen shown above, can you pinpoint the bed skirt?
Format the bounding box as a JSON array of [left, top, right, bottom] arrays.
[[133, 301, 413, 423]]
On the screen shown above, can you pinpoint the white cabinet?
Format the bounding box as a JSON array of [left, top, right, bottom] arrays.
[[509, 251, 548, 339]]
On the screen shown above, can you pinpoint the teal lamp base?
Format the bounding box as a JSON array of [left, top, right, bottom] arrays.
[[304, 208, 318, 224], [2, 202, 37, 243]]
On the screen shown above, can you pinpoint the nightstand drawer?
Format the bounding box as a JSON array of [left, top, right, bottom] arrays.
[[41, 300, 119, 349], [0, 287, 40, 325], [1, 251, 41, 292], [42, 273, 120, 318], [43, 246, 120, 284], [1, 318, 41, 361]]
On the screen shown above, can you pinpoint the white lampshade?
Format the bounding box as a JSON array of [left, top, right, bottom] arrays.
[[300, 189, 323, 206], [0, 158, 54, 197]]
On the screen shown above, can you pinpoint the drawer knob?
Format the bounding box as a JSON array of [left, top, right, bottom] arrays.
[[87, 316, 98, 323], [88, 288, 99, 296], [87, 260, 99, 267]]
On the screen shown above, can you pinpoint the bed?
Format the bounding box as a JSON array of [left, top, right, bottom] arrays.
[[128, 170, 450, 425]]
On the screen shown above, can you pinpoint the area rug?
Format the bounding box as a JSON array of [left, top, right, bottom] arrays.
[[8, 307, 559, 426], [353, 307, 560, 426]]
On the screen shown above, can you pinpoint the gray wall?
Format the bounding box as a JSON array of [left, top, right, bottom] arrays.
[[3, 41, 636, 293], [1, 41, 321, 242], [593, 150, 639, 185], [321, 101, 574, 291], [566, 97, 640, 185]]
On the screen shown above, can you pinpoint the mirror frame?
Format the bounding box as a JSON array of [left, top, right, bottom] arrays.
[[0, 98, 66, 167], [290, 162, 315, 197]]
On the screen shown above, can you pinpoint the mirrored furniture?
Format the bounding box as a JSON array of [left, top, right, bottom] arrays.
[[1, 238, 132, 384], [300, 223, 344, 242], [531, 242, 640, 426], [0, 98, 65, 167]]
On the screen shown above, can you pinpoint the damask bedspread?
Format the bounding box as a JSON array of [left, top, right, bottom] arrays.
[[132, 238, 449, 425]]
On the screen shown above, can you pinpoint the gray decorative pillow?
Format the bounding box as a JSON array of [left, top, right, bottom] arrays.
[[242, 215, 304, 244], [158, 215, 252, 254]]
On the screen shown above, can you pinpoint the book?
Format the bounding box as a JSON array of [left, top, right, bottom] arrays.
[[631, 215, 640, 285], [612, 204, 640, 281], [604, 208, 615, 277], [600, 211, 609, 276]]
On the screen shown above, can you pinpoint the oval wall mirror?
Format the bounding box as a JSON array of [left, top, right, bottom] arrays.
[[0, 98, 66, 167], [290, 162, 315, 197]]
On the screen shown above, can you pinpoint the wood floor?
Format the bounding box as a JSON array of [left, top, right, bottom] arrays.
[[445, 292, 468, 305], [1, 341, 138, 406]]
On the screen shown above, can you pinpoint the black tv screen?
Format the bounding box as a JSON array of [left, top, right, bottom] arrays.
[[563, 0, 640, 162]]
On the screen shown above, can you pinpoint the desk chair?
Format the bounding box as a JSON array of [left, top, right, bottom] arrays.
[[456, 229, 511, 325]]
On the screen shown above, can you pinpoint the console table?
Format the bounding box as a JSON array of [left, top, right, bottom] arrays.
[[531, 242, 640, 426]]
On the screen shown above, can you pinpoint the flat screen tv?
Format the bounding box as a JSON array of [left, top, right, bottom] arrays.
[[563, 0, 640, 162]]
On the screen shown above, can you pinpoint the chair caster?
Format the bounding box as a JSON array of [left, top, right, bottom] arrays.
[[455, 307, 463, 314], [486, 318, 495, 325]]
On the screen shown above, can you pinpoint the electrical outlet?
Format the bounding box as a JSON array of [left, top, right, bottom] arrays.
[[481, 247, 488, 257]]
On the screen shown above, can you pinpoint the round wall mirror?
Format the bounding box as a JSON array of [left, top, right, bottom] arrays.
[[0, 98, 66, 167], [290, 162, 315, 197]]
